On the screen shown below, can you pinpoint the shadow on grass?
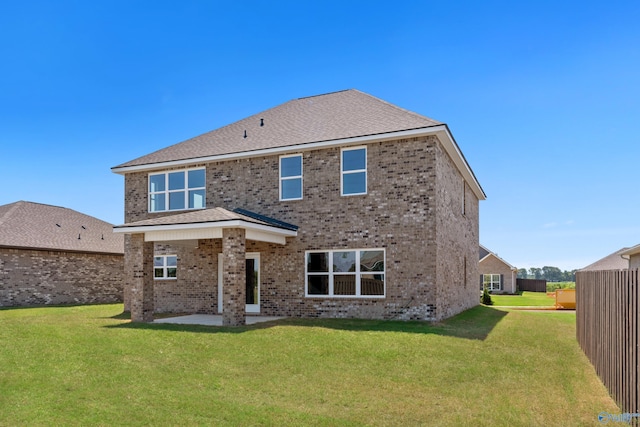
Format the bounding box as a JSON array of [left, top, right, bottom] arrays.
[[104, 305, 508, 340]]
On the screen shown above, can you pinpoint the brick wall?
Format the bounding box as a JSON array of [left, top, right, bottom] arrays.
[[479, 255, 516, 294], [0, 247, 124, 307], [123, 135, 480, 321]]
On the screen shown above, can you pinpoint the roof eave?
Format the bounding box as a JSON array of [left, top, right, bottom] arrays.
[[112, 125, 486, 201], [113, 219, 298, 237]]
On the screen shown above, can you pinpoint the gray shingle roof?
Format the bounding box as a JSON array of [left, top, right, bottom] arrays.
[[114, 89, 442, 169], [0, 201, 124, 254], [580, 247, 629, 271], [114, 207, 296, 231]]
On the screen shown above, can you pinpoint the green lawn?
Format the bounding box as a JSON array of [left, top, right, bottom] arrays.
[[0, 304, 616, 426], [491, 291, 556, 307]]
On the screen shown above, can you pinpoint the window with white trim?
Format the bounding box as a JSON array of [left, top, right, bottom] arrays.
[[149, 168, 205, 212], [306, 249, 385, 297], [341, 147, 367, 196], [279, 154, 303, 201], [482, 274, 501, 291], [154, 255, 177, 279]]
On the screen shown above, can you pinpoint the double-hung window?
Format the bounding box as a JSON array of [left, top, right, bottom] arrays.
[[154, 255, 177, 279], [306, 249, 385, 297], [149, 168, 206, 212], [279, 154, 302, 200], [341, 146, 367, 196]]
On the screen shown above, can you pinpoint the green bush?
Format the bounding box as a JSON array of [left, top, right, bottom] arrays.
[[547, 281, 576, 293], [481, 286, 493, 305]]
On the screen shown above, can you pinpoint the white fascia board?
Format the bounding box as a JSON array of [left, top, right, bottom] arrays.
[[434, 126, 486, 201], [111, 126, 446, 175], [113, 219, 297, 239], [620, 244, 640, 258], [112, 124, 486, 201]]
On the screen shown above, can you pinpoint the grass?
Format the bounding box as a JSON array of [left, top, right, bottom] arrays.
[[491, 291, 556, 307], [547, 281, 576, 292], [0, 304, 617, 426]]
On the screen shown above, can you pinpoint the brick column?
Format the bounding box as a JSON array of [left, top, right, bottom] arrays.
[[222, 228, 246, 326], [123, 234, 132, 312], [130, 233, 154, 322]]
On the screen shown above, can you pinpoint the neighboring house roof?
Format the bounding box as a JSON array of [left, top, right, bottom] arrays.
[[0, 201, 124, 255], [620, 244, 640, 259], [580, 247, 631, 271], [112, 89, 486, 200], [479, 244, 517, 270]]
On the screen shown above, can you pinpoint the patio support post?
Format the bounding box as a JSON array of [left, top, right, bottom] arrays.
[[130, 233, 155, 322], [222, 228, 246, 326]]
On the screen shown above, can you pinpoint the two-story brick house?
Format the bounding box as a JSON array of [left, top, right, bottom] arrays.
[[112, 89, 485, 326]]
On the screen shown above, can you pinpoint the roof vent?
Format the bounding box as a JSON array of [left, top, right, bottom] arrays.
[[81, 225, 86, 229], [260, 118, 264, 127], [244, 130, 247, 138], [56, 224, 61, 227], [78, 233, 81, 240]]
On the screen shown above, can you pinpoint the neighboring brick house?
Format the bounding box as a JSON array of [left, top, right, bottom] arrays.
[[0, 201, 124, 306], [112, 89, 486, 325], [479, 245, 517, 294]]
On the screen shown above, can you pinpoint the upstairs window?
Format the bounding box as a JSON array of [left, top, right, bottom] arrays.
[[341, 147, 367, 196], [154, 255, 177, 279], [149, 168, 205, 212], [279, 154, 303, 201]]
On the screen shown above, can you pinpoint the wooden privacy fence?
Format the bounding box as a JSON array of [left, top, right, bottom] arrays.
[[576, 269, 639, 415], [516, 278, 547, 292]]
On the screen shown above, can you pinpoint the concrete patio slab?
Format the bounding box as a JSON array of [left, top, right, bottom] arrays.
[[153, 314, 285, 326]]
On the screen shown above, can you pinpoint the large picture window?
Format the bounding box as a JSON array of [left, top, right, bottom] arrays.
[[279, 154, 302, 201], [154, 255, 177, 279], [341, 147, 367, 196], [306, 249, 385, 297], [482, 274, 502, 291], [149, 168, 206, 212]]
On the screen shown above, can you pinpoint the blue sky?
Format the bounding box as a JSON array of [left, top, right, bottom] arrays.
[[1, 0, 639, 271]]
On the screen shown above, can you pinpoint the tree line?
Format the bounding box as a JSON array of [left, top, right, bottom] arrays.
[[517, 266, 577, 282]]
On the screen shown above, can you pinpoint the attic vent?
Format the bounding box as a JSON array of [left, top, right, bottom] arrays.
[[244, 130, 247, 139], [260, 118, 264, 127]]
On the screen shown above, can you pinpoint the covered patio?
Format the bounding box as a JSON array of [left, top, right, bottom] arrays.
[[114, 207, 297, 326]]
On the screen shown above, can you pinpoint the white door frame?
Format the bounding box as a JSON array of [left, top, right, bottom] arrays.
[[218, 252, 260, 314]]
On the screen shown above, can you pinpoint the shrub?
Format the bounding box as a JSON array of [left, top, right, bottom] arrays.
[[481, 286, 493, 305], [547, 281, 576, 293]]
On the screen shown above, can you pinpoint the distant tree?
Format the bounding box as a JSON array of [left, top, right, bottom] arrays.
[[517, 268, 529, 279], [542, 266, 563, 282], [530, 267, 543, 280]]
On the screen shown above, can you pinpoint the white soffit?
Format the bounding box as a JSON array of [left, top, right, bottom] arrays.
[[115, 220, 296, 245]]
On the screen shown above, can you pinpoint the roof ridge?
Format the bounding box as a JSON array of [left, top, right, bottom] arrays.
[[297, 89, 352, 100]]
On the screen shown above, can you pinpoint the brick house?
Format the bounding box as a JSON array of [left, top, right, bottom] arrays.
[[0, 201, 124, 306], [479, 245, 517, 294], [112, 89, 486, 325]]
